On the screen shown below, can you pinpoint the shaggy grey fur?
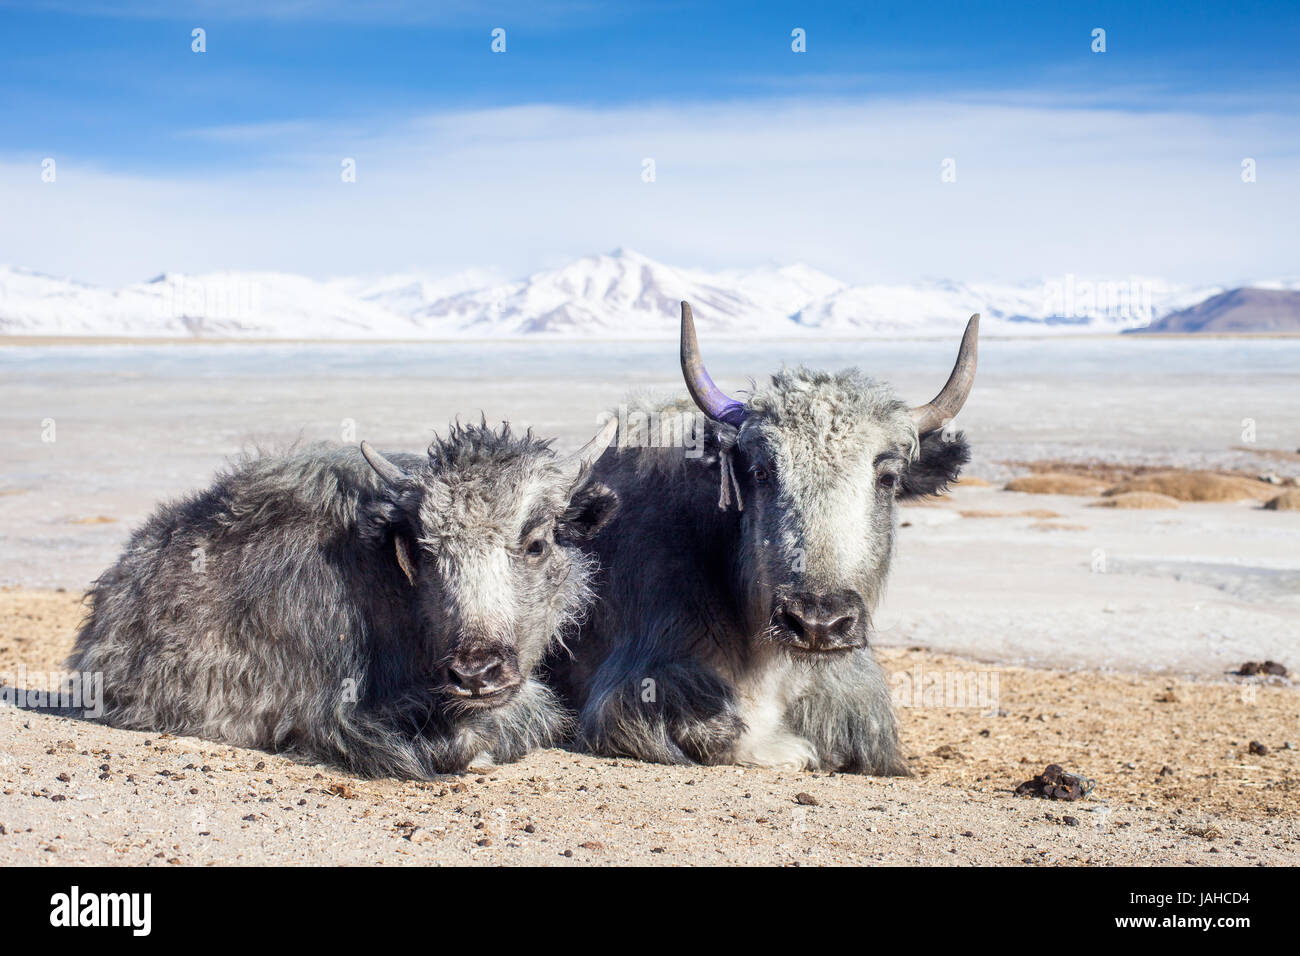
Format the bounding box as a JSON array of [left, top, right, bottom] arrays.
[[67, 423, 617, 778], [551, 368, 970, 774]]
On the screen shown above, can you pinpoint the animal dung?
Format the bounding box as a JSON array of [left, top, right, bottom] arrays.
[[1237, 660, 1287, 677], [1014, 764, 1093, 801]]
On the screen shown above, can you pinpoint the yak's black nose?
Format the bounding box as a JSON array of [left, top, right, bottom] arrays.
[[446, 649, 521, 700], [774, 591, 866, 652]]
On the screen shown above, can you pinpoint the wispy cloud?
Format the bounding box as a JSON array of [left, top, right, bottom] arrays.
[[2, 95, 1295, 287]]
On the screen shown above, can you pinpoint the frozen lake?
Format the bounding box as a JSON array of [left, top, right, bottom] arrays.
[[2, 335, 1298, 676]]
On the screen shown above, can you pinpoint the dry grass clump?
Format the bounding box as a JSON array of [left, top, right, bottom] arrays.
[[1088, 492, 1180, 510], [1104, 471, 1274, 503], [1005, 473, 1109, 496], [959, 508, 1061, 519], [1262, 489, 1300, 511]]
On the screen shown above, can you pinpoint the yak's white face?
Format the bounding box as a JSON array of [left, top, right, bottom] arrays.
[[368, 424, 617, 711], [727, 368, 933, 655]]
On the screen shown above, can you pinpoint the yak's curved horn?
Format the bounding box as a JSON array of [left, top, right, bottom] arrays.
[[910, 314, 979, 435], [360, 441, 409, 488], [566, 416, 619, 470], [680, 301, 746, 428]]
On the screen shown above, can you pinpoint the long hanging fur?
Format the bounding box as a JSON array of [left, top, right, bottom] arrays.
[[67, 427, 615, 778]]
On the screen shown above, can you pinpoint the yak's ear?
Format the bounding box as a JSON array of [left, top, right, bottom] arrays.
[[393, 534, 417, 586], [898, 430, 970, 500], [557, 481, 619, 543]]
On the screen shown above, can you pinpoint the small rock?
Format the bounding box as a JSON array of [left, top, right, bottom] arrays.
[[1248, 741, 1269, 756], [794, 792, 819, 806]]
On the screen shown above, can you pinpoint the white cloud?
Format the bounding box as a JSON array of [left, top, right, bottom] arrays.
[[1, 96, 1295, 286]]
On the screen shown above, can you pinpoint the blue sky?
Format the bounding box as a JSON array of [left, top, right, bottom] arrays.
[[1, 1, 1297, 285]]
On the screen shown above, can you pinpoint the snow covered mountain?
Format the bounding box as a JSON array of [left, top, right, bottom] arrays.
[[406, 249, 827, 337], [0, 267, 424, 338], [0, 251, 1284, 339]]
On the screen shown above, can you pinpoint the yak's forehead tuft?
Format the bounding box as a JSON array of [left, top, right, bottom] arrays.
[[428, 420, 556, 471], [742, 367, 915, 467], [410, 423, 569, 549]]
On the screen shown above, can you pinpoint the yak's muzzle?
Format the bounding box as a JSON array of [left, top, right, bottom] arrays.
[[444, 646, 521, 706], [771, 590, 867, 654]]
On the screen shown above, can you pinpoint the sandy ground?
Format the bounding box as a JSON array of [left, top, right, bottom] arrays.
[[1, 587, 1296, 866]]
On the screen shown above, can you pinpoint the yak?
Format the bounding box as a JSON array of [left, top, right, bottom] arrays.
[[551, 302, 977, 774], [66, 418, 618, 778]]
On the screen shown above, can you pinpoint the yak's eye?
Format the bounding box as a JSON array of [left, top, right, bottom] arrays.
[[878, 472, 899, 491], [753, 466, 770, 483], [524, 538, 549, 559]]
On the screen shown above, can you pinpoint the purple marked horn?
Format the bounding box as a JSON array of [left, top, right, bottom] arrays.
[[910, 314, 979, 435], [680, 301, 746, 427]]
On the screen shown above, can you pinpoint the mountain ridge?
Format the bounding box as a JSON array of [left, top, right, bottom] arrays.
[[1125, 288, 1300, 334], [1, 250, 1295, 339]]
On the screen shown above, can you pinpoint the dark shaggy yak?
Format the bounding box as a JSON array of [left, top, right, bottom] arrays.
[[67, 419, 618, 778], [550, 303, 977, 774]]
